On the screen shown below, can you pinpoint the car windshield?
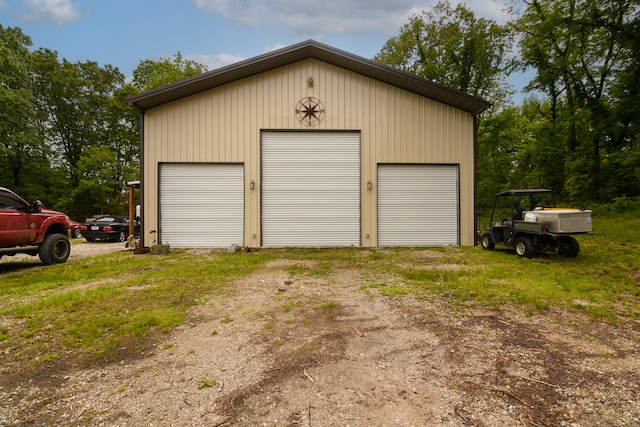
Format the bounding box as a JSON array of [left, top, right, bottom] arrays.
[[96, 217, 117, 222]]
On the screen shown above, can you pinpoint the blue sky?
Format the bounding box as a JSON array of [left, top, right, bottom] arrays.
[[0, 0, 524, 98]]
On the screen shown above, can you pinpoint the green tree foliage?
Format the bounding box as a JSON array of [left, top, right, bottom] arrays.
[[518, 0, 639, 201], [1, 24, 210, 220], [0, 25, 48, 193], [377, 0, 639, 207], [29, 49, 139, 219], [375, 1, 516, 104], [132, 52, 207, 92]]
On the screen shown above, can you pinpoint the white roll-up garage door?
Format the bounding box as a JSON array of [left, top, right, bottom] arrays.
[[159, 163, 244, 247], [378, 164, 459, 246], [262, 132, 360, 247]]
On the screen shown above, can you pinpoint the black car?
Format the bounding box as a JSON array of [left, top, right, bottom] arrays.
[[80, 215, 130, 242]]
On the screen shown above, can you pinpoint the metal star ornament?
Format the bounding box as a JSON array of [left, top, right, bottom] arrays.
[[295, 97, 325, 126]]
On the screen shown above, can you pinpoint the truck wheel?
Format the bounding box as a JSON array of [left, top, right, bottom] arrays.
[[39, 233, 71, 265], [514, 236, 535, 258], [559, 236, 580, 258], [481, 233, 495, 250]]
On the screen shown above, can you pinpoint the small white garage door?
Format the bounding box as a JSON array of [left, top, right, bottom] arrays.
[[159, 163, 244, 247], [262, 132, 360, 247], [378, 164, 459, 246]]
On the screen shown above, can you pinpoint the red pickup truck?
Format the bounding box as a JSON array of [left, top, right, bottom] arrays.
[[0, 187, 71, 265]]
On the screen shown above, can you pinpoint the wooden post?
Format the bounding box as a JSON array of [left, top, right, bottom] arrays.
[[128, 183, 135, 237]]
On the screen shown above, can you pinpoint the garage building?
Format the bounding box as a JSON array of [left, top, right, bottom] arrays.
[[126, 40, 490, 249]]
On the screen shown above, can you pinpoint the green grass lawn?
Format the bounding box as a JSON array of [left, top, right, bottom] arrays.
[[1, 215, 638, 368]]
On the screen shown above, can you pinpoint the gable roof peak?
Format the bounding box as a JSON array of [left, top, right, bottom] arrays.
[[126, 39, 490, 115]]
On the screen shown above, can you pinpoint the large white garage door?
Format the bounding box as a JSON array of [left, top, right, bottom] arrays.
[[262, 132, 360, 247], [159, 163, 244, 247], [378, 164, 459, 246]]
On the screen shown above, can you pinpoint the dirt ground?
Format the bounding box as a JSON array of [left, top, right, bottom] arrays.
[[1, 243, 639, 427]]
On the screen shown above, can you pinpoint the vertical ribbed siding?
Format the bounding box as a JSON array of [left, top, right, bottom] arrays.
[[261, 132, 360, 247]]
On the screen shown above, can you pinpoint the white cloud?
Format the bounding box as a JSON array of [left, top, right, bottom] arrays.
[[262, 43, 287, 53], [185, 53, 246, 70], [192, 0, 512, 38], [193, 0, 418, 38], [22, 0, 81, 26], [464, 0, 513, 24]]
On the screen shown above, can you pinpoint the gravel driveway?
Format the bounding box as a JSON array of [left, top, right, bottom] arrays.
[[0, 240, 125, 268]]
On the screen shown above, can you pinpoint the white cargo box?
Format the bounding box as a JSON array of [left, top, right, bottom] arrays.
[[523, 209, 592, 233]]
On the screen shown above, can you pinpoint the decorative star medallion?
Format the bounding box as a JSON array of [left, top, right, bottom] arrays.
[[295, 97, 325, 126]]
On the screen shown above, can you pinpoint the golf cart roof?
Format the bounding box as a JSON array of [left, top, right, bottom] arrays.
[[496, 189, 554, 197]]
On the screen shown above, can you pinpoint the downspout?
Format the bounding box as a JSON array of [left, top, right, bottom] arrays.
[[473, 114, 478, 246], [138, 111, 145, 248]]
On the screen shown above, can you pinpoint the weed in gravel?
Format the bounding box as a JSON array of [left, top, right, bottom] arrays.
[[198, 377, 215, 390]]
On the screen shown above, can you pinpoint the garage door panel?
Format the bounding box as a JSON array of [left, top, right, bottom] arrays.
[[378, 164, 459, 246], [262, 132, 360, 247], [160, 164, 244, 247]]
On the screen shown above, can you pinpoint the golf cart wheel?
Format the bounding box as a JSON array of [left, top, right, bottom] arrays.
[[481, 233, 495, 250], [514, 236, 535, 258], [559, 236, 580, 258]]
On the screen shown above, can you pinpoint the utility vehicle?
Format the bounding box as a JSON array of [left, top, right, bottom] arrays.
[[480, 189, 592, 258]]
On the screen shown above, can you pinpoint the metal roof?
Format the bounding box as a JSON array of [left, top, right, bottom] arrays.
[[125, 40, 491, 115]]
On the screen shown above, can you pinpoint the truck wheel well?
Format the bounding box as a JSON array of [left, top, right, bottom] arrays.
[[45, 223, 67, 236]]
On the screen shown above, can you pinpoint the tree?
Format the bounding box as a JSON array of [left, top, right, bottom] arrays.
[[0, 25, 48, 192], [29, 49, 141, 218], [375, 1, 516, 105], [375, 2, 520, 207], [518, 0, 639, 201], [132, 52, 207, 92]]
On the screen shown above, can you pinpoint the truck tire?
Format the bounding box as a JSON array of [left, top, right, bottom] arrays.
[[39, 233, 71, 265], [481, 233, 495, 250], [514, 236, 535, 258]]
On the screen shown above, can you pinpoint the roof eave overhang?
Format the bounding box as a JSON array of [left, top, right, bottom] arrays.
[[126, 40, 491, 116]]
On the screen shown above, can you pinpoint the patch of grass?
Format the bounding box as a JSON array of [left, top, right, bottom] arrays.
[[314, 301, 339, 318], [367, 281, 412, 297], [282, 302, 294, 312], [393, 216, 640, 321], [0, 250, 272, 366], [220, 315, 233, 324], [288, 261, 332, 277], [313, 301, 338, 310], [0, 216, 637, 374]]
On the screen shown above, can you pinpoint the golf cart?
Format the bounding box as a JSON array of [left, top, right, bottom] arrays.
[[480, 189, 592, 258]]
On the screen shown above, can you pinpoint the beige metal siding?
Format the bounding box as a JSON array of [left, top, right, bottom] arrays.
[[142, 58, 475, 248]]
